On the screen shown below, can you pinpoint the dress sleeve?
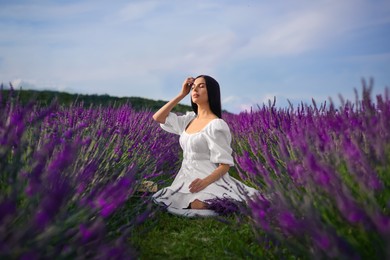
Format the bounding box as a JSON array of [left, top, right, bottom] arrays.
[[160, 111, 196, 135], [205, 119, 235, 166]]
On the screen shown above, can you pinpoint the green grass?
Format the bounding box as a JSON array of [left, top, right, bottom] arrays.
[[128, 207, 298, 260]]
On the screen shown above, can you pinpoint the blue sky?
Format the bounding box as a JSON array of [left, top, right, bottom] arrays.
[[1, 0, 389, 113]]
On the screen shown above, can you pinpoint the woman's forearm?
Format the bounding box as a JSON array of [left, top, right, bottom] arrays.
[[152, 78, 193, 124], [189, 164, 230, 193], [205, 164, 230, 184], [152, 94, 186, 124]]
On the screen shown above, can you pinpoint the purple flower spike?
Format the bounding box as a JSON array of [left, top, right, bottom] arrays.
[[312, 230, 333, 253], [0, 199, 16, 223], [336, 194, 366, 225], [20, 251, 39, 260], [205, 197, 243, 216], [92, 176, 134, 218], [278, 211, 302, 235], [79, 224, 94, 243], [79, 219, 105, 244], [249, 195, 272, 231], [368, 175, 383, 190], [100, 203, 116, 218], [373, 213, 390, 235]]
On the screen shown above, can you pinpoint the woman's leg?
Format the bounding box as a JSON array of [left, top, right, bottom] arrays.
[[190, 199, 207, 209]]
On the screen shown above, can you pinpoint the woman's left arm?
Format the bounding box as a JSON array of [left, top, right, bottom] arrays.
[[189, 163, 230, 193]]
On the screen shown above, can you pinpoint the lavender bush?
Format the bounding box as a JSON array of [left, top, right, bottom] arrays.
[[0, 85, 180, 259], [2, 79, 389, 259], [227, 80, 390, 259]]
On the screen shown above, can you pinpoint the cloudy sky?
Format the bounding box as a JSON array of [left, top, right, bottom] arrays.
[[1, 0, 389, 113]]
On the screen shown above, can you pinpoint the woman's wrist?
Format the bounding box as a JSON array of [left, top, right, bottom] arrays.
[[208, 165, 229, 183], [205, 172, 222, 184], [178, 92, 188, 99]]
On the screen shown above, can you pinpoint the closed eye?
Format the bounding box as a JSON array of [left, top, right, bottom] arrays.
[[191, 83, 206, 90]]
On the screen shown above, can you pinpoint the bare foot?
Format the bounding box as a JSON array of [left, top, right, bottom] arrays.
[[190, 199, 208, 209]]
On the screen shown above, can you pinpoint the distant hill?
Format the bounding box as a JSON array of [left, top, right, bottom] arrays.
[[1, 88, 192, 113]]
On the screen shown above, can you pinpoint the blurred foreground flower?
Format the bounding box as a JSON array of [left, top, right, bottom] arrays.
[[0, 86, 180, 259], [229, 80, 390, 259]]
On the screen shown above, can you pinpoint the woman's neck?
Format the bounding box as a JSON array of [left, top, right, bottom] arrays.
[[196, 105, 215, 119]]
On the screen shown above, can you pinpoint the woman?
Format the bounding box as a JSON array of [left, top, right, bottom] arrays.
[[152, 75, 257, 217]]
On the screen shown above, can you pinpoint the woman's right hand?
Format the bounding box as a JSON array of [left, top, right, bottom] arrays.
[[152, 76, 195, 123], [180, 77, 194, 97]]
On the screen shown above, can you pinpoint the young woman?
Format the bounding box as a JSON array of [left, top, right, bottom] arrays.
[[152, 75, 257, 217]]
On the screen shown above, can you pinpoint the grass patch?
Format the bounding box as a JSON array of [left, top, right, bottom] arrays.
[[129, 208, 296, 260]]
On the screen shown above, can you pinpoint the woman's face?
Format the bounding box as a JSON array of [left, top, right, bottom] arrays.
[[191, 77, 208, 105]]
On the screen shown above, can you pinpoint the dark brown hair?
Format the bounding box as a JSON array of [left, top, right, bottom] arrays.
[[191, 75, 222, 118]]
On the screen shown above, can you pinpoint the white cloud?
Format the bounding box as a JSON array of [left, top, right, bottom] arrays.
[[238, 104, 253, 113], [233, 0, 381, 58], [260, 93, 278, 105], [182, 31, 239, 74], [6, 78, 67, 92], [221, 95, 263, 113], [114, 1, 161, 23], [222, 95, 238, 105]]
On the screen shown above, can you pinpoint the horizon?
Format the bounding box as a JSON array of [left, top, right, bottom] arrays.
[[2, 80, 385, 114]]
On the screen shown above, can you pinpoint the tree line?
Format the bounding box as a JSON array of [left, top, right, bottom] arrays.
[[1, 88, 192, 113]]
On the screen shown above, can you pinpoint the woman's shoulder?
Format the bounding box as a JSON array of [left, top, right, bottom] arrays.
[[207, 118, 230, 132], [173, 111, 196, 122], [204, 118, 232, 141], [184, 111, 196, 117]]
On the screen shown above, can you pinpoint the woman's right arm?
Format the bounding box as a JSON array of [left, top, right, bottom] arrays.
[[152, 77, 194, 124]]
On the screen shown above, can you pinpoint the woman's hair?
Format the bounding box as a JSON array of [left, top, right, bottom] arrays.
[[191, 75, 222, 118]]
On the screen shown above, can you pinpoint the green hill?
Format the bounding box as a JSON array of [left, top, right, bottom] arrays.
[[1, 88, 192, 113]]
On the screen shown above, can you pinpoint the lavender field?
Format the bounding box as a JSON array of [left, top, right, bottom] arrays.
[[1, 81, 389, 259]]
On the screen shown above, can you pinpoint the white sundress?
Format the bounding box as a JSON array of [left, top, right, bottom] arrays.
[[152, 111, 258, 217]]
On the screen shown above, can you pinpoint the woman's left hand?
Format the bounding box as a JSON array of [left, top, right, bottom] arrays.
[[189, 178, 209, 193]]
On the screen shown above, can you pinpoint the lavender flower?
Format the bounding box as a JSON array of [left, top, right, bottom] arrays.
[[228, 83, 390, 258], [205, 197, 244, 216]]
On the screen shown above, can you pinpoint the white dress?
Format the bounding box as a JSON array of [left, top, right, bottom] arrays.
[[152, 111, 258, 217]]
